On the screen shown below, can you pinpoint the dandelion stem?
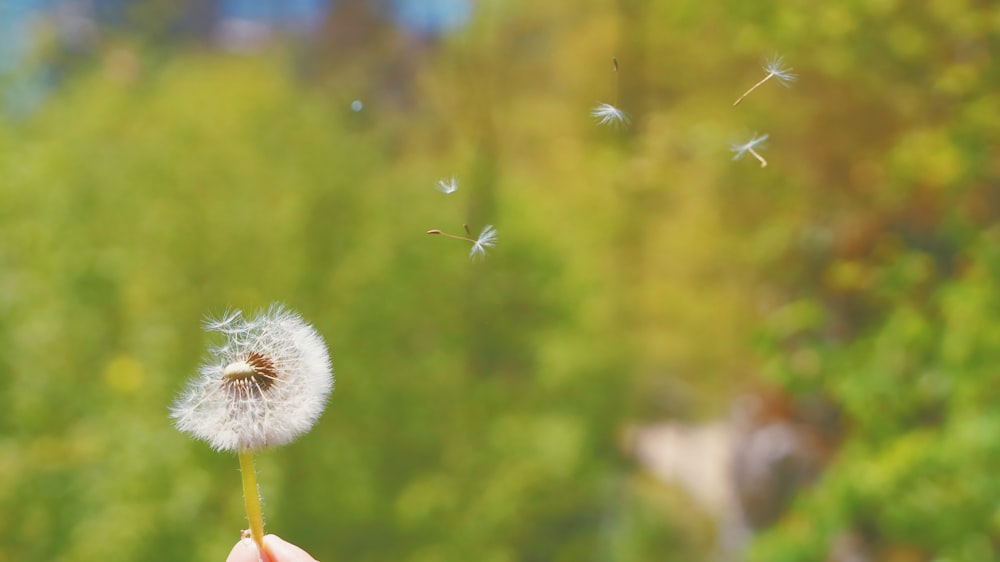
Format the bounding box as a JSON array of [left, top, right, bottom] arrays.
[[733, 73, 773, 106], [748, 147, 768, 167], [238, 447, 265, 553]]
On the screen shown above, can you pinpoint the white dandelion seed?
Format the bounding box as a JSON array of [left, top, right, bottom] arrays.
[[470, 224, 497, 260], [592, 103, 630, 127], [171, 304, 333, 452], [731, 133, 770, 167], [763, 56, 797, 85], [733, 55, 797, 106], [436, 176, 458, 194], [426, 224, 498, 261], [592, 57, 629, 128]]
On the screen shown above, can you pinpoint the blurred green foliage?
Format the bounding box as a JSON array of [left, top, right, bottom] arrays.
[[0, 0, 999, 560]]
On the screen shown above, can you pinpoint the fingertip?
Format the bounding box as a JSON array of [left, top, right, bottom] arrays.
[[226, 536, 276, 562], [226, 538, 264, 562], [263, 534, 319, 562]]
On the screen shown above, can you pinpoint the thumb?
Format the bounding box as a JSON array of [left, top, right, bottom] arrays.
[[226, 534, 318, 562], [262, 534, 319, 562]]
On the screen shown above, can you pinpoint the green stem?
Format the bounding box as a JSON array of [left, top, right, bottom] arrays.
[[238, 447, 265, 553]]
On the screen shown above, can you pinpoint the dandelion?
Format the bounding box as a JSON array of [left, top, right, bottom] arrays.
[[172, 305, 333, 451], [427, 224, 498, 261], [733, 55, 796, 106], [593, 57, 629, 127], [436, 176, 458, 194], [171, 304, 333, 554], [730, 133, 770, 167]]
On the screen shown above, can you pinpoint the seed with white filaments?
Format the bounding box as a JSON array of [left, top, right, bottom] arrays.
[[593, 57, 628, 127], [470, 225, 497, 260], [592, 103, 629, 127], [427, 224, 498, 261], [171, 304, 333, 452], [733, 55, 796, 106], [436, 177, 458, 194], [731, 133, 770, 168]]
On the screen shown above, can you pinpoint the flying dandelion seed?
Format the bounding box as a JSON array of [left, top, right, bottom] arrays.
[[731, 133, 770, 167], [436, 176, 458, 194], [171, 304, 333, 553], [592, 103, 630, 126], [427, 224, 498, 261], [470, 225, 497, 260], [733, 55, 796, 106], [593, 57, 629, 127]]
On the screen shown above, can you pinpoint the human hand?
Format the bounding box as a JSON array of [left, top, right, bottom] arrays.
[[226, 534, 319, 562]]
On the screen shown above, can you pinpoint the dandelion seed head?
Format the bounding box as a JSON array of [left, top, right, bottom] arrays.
[[764, 56, 796, 86], [436, 176, 458, 194], [171, 304, 333, 452], [591, 103, 629, 127], [470, 224, 497, 260]]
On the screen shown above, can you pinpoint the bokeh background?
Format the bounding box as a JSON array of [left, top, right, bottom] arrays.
[[1, 1, 999, 561]]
